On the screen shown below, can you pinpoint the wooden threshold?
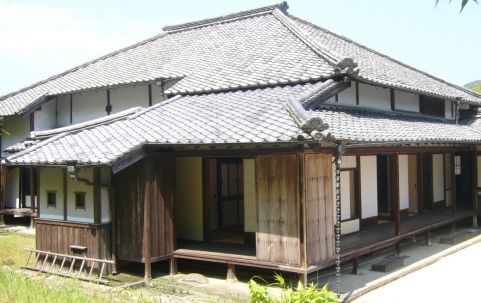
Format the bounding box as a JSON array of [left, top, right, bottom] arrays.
[[1, 208, 37, 217]]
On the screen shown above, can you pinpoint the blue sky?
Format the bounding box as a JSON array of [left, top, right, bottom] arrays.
[[0, 0, 480, 97]]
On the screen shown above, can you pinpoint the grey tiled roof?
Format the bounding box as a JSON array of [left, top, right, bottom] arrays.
[[286, 15, 481, 104], [2, 2, 480, 116], [313, 105, 481, 144], [4, 84, 315, 166], [0, 5, 333, 116], [6, 83, 481, 166]]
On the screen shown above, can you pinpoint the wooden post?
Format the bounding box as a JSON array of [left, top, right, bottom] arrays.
[[36, 168, 40, 219], [351, 257, 359, 275], [451, 152, 456, 217], [391, 154, 401, 236], [417, 154, 424, 214], [226, 263, 238, 282], [143, 162, 152, 285], [63, 168, 67, 221], [299, 153, 306, 269], [29, 168, 35, 228], [109, 186, 117, 275], [299, 272, 307, 286], [424, 230, 431, 246], [93, 168, 101, 224], [169, 257, 177, 275], [472, 151, 478, 227], [395, 242, 401, 257]]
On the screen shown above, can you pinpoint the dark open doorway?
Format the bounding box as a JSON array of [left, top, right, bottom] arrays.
[[377, 155, 391, 221], [455, 152, 473, 209]]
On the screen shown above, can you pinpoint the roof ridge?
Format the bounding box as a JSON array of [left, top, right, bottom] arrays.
[[273, 10, 358, 76], [288, 15, 481, 100], [162, 2, 289, 32], [30, 107, 144, 140], [0, 33, 168, 103]]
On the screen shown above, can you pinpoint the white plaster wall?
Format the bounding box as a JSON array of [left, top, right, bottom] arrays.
[[359, 83, 391, 110], [341, 219, 359, 235], [66, 168, 94, 223], [39, 168, 64, 220], [151, 84, 164, 105], [394, 90, 419, 112], [244, 159, 256, 232], [432, 154, 444, 203], [360, 156, 378, 219], [5, 168, 20, 208], [341, 171, 351, 220], [101, 166, 112, 223], [56, 94, 71, 127], [71, 90, 106, 124], [2, 115, 30, 157], [110, 85, 149, 114], [337, 84, 357, 106], [399, 155, 409, 210], [341, 156, 357, 169], [445, 100, 453, 119], [33, 99, 56, 131]]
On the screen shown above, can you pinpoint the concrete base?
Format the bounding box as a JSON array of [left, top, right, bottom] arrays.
[[439, 232, 470, 245], [371, 257, 404, 273]]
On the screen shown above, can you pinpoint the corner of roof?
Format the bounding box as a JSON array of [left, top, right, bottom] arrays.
[[162, 2, 289, 33]]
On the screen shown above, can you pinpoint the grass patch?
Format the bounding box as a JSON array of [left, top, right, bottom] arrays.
[[0, 230, 35, 267]]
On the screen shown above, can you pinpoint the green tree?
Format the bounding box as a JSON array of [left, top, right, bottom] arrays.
[[435, 0, 479, 12], [472, 84, 481, 93]]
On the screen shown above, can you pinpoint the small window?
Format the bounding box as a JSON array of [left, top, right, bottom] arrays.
[[455, 156, 461, 175], [419, 95, 445, 117], [47, 191, 57, 208], [75, 192, 86, 210]]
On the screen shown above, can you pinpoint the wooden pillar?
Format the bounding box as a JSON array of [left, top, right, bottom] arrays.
[[299, 154, 306, 269], [299, 272, 307, 286], [226, 263, 238, 282], [417, 154, 424, 214], [63, 168, 67, 221], [143, 162, 152, 285], [36, 168, 40, 219], [109, 187, 117, 274], [29, 168, 35, 228], [351, 257, 359, 275], [472, 152, 478, 226], [395, 242, 401, 257], [424, 230, 431, 246], [93, 168, 101, 224], [170, 257, 177, 275], [450, 152, 456, 217], [391, 154, 401, 236]]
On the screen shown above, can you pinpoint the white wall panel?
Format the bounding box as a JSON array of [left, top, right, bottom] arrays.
[[5, 168, 20, 208], [445, 100, 453, 119], [67, 168, 94, 223], [361, 156, 378, 218], [72, 90, 106, 124], [110, 85, 149, 114], [337, 84, 356, 106], [395, 90, 419, 112], [33, 99, 56, 131], [359, 83, 391, 110], [341, 171, 351, 220], [399, 155, 409, 210], [433, 154, 444, 203], [56, 94, 71, 127], [39, 168, 64, 221]]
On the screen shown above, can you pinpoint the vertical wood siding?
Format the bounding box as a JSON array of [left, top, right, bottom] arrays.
[[256, 154, 300, 266], [35, 219, 111, 264], [305, 154, 334, 265], [114, 154, 174, 262]]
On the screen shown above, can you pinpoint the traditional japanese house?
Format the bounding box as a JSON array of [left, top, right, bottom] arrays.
[[1, 2, 481, 283]]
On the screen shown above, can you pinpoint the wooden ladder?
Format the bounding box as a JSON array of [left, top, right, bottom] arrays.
[[21, 249, 115, 284]]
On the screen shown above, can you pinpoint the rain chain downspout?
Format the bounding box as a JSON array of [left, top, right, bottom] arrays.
[[65, 160, 118, 274], [333, 143, 346, 299]]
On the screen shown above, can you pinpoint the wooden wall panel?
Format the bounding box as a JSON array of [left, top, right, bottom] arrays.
[[305, 154, 335, 265], [113, 154, 174, 262], [35, 219, 111, 261], [256, 154, 300, 266]]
